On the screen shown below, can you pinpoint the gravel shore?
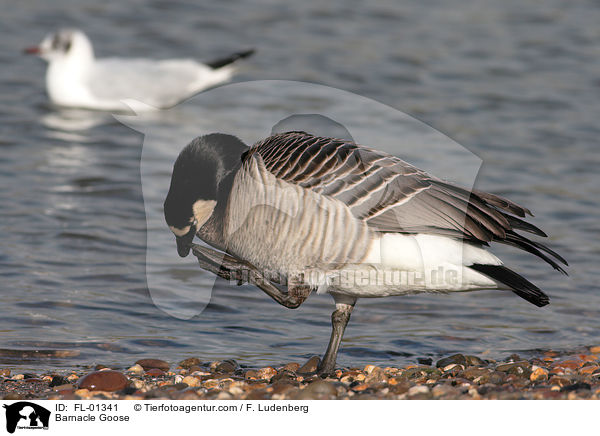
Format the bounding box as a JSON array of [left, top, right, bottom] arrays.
[[2, 346, 600, 400]]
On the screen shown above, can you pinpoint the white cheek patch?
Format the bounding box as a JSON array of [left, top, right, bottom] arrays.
[[169, 225, 191, 237], [192, 199, 217, 229]]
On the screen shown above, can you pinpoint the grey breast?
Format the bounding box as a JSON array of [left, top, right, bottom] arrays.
[[221, 153, 373, 275]]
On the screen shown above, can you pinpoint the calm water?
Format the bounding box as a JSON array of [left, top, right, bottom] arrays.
[[1, 0, 599, 372]]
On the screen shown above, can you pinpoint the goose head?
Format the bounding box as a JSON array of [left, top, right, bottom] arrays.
[[164, 133, 248, 257]]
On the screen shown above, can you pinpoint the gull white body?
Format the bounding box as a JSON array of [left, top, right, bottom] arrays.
[[29, 29, 249, 111]]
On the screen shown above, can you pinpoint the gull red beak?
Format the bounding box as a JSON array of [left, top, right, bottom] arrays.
[[23, 46, 41, 55]]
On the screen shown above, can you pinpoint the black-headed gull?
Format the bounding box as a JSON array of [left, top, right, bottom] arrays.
[[163, 131, 568, 375], [25, 29, 254, 112]]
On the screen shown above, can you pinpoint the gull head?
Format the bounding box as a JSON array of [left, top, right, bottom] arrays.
[[24, 28, 94, 63]]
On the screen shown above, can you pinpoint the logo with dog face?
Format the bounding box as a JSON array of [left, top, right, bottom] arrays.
[[2, 402, 50, 433]]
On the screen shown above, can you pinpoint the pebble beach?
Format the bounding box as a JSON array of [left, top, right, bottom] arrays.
[[2, 345, 600, 401]]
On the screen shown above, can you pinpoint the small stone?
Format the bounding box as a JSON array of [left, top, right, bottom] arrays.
[[245, 389, 270, 400], [580, 365, 600, 375], [468, 387, 482, 399], [215, 360, 238, 374], [505, 353, 521, 362], [256, 367, 277, 381], [74, 388, 91, 398], [53, 384, 74, 392], [495, 361, 532, 377], [179, 357, 203, 369], [436, 354, 467, 368], [203, 379, 219, 389], [384, 367, 400, 375], [216, 391, 232, 400], [340, 370, 366, 384], [443, 363, 464, 373], [462, 367, 491, 382], [417, 357, 433, 366], [351, 383, 369, 392], [407, 366, 442, 379], [0, 369, 10, 377], [78, 370, 128, 392], [530, 367, 549, 382], [296, 380, 337, 399], [49, 375, 68, 387], [181, 375, 200, 387], [552, 359, 583, 371], [145, 368, 165, 377], [465, 355, 486, 366], [12, 374, 24, 380], [569, 390, 591, 400], [95, 364, 109, 371], [271, 370, 297, 384], [174, 391, 201, 400], [120, 386, 139, 395], [363, 364, 378, 374], [297, 356, 320, 374], [280, 362, 300, 372], [590, 346, 600, 354], [560, 382, 591, 392], [67, 374, 79, 381], [578, 354, 598, 362], [388, 379, 411, 394], [407, 385, 430, 396], [229, 385, 245, 396], [127, 364, 144, 375], [487, 371, 506, 384], [548, 376, 570, 387], [271, 381, 297, 395], [135, 359, 170, 372], [365, 367, 388, 387], [432, 384, 458, 398], [245, 370, 260, 380], [219, 378, 235, 389]]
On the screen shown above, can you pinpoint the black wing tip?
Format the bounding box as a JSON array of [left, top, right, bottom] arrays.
[[206, 49, 256, 69], [469, 264, 550, 308], [515, 289, 550, 307], [502, 230, 568, 274]]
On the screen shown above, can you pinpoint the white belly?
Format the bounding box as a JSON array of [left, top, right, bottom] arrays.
[[309, 233, 503, 297]]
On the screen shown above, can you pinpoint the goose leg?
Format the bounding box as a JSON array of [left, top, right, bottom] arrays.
[[317, 294, 356, 376], [190, 244, 310, 309]]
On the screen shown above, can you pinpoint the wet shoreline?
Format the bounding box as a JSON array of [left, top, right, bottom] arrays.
[[2, 345, 599, 400]]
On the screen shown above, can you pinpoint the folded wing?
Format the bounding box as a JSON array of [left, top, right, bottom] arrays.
[[246, 131, 567, 274]]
